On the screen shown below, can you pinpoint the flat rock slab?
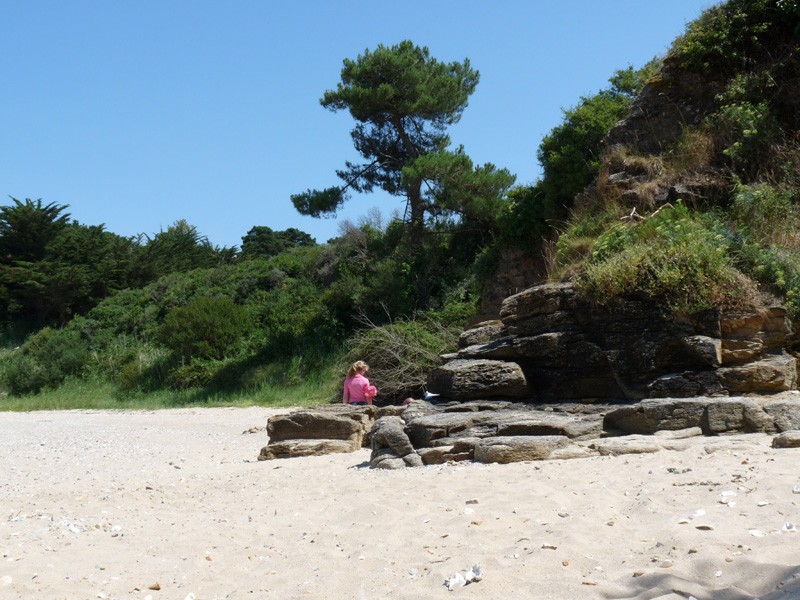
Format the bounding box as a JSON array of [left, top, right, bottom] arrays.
[[587, 436, 692, 456], [258, 439, 359, 460], [473, 435, 570, 464], [405, 410, 603, 448], [603, 396, 779, 435]]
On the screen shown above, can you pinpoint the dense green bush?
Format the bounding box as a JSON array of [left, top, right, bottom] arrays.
[[3, 326, 90, 395], [158, 296, 250, 361], [581, 203, 751, 314], [671, 0, 800, 73], [730, 183, 800, 245]]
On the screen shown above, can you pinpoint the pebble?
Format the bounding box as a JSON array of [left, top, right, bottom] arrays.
[[465, 499, 479, 505]]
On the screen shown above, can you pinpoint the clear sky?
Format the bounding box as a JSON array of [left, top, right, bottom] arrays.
[[2, 0, 715, 249]]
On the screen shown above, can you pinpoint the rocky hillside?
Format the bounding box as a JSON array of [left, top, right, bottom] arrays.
[[469, 1, 800, 402]]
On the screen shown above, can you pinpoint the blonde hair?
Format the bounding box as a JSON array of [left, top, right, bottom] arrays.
[[347, 360, 369, 378]]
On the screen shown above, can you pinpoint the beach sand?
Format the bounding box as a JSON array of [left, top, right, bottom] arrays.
[[2, 406, 800, 599]]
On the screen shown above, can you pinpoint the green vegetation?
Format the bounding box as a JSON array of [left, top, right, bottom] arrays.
[[6, 4, 800, 410], [581, 202, 753, 314], [291, 41, 514, 245], [551, 0, 800, 324]]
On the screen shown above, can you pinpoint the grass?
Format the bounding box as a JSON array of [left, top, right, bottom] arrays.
[[0, 376, 340, 412]]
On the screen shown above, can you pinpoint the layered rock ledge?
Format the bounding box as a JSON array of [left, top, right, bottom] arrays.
[[429, 282, 797, 401], [257, 393, 800, 467], [258, 282, 800, 467]]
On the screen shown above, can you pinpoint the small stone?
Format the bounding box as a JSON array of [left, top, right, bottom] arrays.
[[633, 571, 644, 577], [542, 544, 558, 550], [562, 560, 569, 567], [695, 525, 714, 531], [148, 583, 161, 591], [466, 499, 479, 505]]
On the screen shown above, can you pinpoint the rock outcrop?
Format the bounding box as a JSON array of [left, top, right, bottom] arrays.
[[257, 393, 800, 467], [258, 405, 377, 461], [429, 282, 797, 402], [257, 283, 799, 468], [369, 416, 423, 469]]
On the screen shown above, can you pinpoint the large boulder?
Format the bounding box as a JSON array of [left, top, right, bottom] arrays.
[[266, 406, 375, 444], [369, 416, 422, 469], [427, 359, 529, 399], [258, 405, 377, 460], [716, 352, 798, 393]]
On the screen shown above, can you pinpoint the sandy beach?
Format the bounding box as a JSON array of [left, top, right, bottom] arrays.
[[2, 406, 800, 600]]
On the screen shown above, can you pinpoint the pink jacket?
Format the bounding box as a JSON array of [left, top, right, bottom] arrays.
[[343, 373, 371, 403]]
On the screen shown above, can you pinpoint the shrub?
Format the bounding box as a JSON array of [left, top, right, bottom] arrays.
[[730, 182, 800, 247], [708, 100, 779, 178], [670, 0, 800, 72], [552, 205, 624, 278], [346, 314, 462, 402], [3, 326, 90, 395], [158, 296, 250, 361], [581, 203, 753, 314]]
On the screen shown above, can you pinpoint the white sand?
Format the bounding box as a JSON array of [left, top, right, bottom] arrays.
[[2, 407, 800, 600]]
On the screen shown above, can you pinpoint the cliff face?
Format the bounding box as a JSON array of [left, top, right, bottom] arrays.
[[430, 282, 797, 402]]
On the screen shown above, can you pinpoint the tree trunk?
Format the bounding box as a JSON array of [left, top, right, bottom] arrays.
[[406, 177, 425, 248]]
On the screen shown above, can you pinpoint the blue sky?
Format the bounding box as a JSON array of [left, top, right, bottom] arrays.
[[2, 0, 715, 249]]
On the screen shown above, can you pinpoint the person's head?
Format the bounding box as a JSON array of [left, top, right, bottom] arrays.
[[347, 360, 369, 378]]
